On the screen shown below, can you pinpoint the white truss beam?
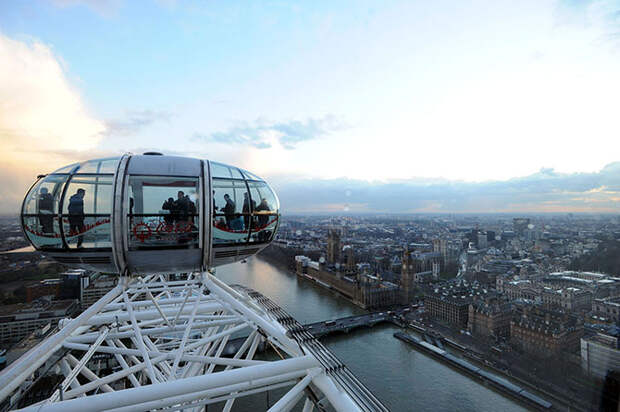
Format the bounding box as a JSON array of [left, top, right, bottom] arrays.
[[0, 271, 386, 412]]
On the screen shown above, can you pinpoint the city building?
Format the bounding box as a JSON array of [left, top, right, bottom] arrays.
[[358, 278, 400, 309], [24, 269, 93, 303], [540, 287, 592, 312], [581, 327, 620, 380], [0, 299, 79, 344], [468, 300, 512, 340], [403, 250, 440, 284], [25, 279, 61, 303], [432, 238, 447, 257], [510, 307, 583, 357], [81, 275, 118, 310], [425, 283, 488, 327], [295, 255, 399, 309], [513, 218, 530, 236], [502, 280, 540, 301], [592, 296, 620, 323], [543, 271, 620, 297], [477, 232, 488, 249]]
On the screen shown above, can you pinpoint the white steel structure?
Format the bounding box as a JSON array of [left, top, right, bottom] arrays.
[[0, 272, 387, 411], [11, 154, 387, 411]]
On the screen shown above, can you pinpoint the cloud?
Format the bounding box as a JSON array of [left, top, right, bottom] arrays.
[[104, 110, 171, 137], [555, 0, 620, 48], [195, 115, 346, 150], [0, 33, 105, 214], [270, 163, 620, 214]]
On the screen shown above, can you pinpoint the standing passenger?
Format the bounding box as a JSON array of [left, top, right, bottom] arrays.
[[222, 194, 236, 229], [255, 198, 271, 226], [255, 198, 271, 241], [68, 188, 86, 248], [38, 188, 54, 234], [175, 191, 189, 223], [162, 197, 175, 225], [242, 192, 255, 230], [186, 194, 197, 224]]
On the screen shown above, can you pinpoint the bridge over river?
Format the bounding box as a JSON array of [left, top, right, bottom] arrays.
[[223, 309, 409, 355], [303, 310, 406, 337]]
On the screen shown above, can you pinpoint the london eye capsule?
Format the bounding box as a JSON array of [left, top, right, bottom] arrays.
[[20, 153, 280, 274]]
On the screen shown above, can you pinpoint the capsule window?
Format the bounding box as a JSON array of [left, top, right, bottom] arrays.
[[127, 176, 200, 250], [210, 162, 244, 179], [212, 178, 250, 245], [22, 174, 69, 249], [247, 181, 279, 243], [62, 175, 113, 249]]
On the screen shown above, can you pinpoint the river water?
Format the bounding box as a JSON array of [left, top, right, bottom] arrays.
[[216, 257, 525, 411]]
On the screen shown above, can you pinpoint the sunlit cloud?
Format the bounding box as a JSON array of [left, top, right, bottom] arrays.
[[0, 33, 105, 213]]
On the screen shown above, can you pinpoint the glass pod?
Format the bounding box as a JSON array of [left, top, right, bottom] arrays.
[[21, 154, 280, 274]]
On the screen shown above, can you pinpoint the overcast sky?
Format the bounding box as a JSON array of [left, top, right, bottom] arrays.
[[1, 0, 619, 214]]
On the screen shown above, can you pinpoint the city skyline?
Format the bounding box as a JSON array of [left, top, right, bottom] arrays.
[[1, 0, 620, 214]]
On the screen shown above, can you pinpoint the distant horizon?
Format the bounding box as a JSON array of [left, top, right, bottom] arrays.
[[2, 210, 619, 218]]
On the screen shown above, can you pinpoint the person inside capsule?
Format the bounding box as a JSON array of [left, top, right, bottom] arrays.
[[68, 188, 86, 248], [37, 187, 54, 234], [222, 194, 236, 229]]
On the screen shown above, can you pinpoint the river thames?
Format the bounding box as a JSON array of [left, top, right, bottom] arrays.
[[216, 257, 526, 411]]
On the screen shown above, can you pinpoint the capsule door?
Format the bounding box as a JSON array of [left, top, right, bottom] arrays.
[[123, 156, 203, 274]]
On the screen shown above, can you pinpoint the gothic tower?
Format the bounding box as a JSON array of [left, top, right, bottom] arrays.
[[401, 246, 414, 303], [327, 229, 341, 264]]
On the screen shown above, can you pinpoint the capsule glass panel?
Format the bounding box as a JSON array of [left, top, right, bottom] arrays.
[[62, 175, 113, 249], [239, 168, 263, 181], [210, 162, 244, 179], [212, 178, 249, 245], [75, 157, 120, 174], [22, 174, 69, 249], [127, 176, 200, 250], [247, 181, 279, 243], [51, 163, 79, 174]]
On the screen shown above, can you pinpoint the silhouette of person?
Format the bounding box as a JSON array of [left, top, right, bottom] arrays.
[[186, 194, 197, 224], [162, 197, 175, 225], [222, 194, 236, 228], [175, 191, 189, 223], [256, 198, 271, 226], [68, 188, 86, 247], [242, 192, 255, 230], [255, 198, 271, 241], [38, 187, 54, 234]]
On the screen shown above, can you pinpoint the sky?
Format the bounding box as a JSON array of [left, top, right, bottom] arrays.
[[1, 0, 619, 214]]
